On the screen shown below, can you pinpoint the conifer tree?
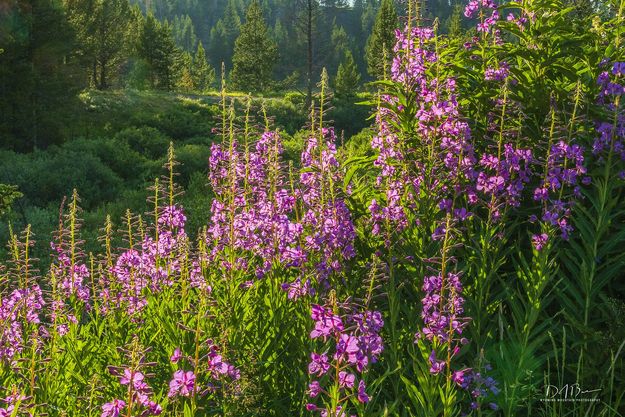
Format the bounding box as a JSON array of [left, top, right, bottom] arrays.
[[177, 51, 195, 92], [447, 4, 463, 37], [360, 0, 378, 37], [208, 0, 241, 70], [65, 0, 132, 89], [365, 0, 397, 80], [334, 50, 360, 98], [137, 14, 180, 90], [330, 23, 350, 76], [296, 0, 320, 108], [230, 1, 278, 92], [0, 0, 82, 150], [192, 41, 215, 92], [171, 14, 198, 52]]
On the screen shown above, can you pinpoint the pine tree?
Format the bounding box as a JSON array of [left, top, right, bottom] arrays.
[[360, 0, 378, 36], [330, 23, 350, 76], [192, 41, 215, 92], [365, 0, 397, 80], [65, 0, 132, 89], [334, 50, 360, 98], [296, 0, 321, 108], [171, 14, 198, 52], [208, 0, 241, 71], [177, 51, 195, 92], [447, 4, 463, 37], [230, 1, 278, 92], [0, 0, 82, 150], [137, 13, 180, 90]]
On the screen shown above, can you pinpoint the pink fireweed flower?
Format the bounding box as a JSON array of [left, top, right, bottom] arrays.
[[282, 278, 314, 300], [101, 399, 125, 417], [168, 370, 196, 398], [308, 352, 330, 376], [307, 302, 383, 416], [170, 347, 182, 363], [310, 304, 344, 339], [206, 342, 240, 380], [119, 369, 145, 389], [484, 62, 510, 81], [338, 371, 355, 389], [428, 350, 446, 375], [357, 380, 369, 403], [308, 380, 322, 397], [531, 233, 549, 251]]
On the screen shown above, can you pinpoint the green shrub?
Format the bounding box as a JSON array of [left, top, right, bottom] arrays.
[[114, 126, 170, 159], [0, 148, 123, 210], [175, 144, 211, 186]]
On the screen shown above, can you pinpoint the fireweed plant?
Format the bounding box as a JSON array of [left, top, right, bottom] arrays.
[[1, 1, 625, 417]]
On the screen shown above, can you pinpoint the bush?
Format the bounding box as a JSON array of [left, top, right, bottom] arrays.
[[0, 148, 122, 210], [114, 126, 170, 160], [263, 98, 307, 135], [175, 144, 211, 186]]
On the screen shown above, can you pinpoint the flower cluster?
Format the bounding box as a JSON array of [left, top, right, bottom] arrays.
[[102, 367, 162, 417], [167, 341, 240, 401], [476, 144, 533, 220], [506, 12, 528, 31], [594, 62, 625, 172], [50, 242, 90, 304], [371, 26, 477, 240], [460, 368, 500, 412], [299, 129, 356, 280], [306, 303, 383, 416], [484, 62, 510, 82], [531, 140, 587, 247], [208, 128, 354, 288], [0, 285, 44, 362], [418, 273, 469, 349], [100, 205, 195, 316], [0, 390, 28, 416], [464, 0, 499, 34], [597, 62, 625, 101]]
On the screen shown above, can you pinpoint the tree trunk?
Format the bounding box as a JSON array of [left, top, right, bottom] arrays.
[[92, 59, 98, 88], [99, 59, 107, 90]]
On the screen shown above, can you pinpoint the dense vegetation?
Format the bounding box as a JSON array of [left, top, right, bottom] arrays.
[[1, 0, 625, 416]]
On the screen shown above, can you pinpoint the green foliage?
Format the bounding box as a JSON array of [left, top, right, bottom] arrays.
[[208, 0, 242, 71], [192, 41, 215, 92], [365, 0, 397, 79], [230, 1, 278, 92], [0, 184, 22, 217], [65, 0, 133, 89], [334, 50, 361, 98], [0, 0, 83, 151], [0, 148, 123, 210], [137, 13, 181, 90]]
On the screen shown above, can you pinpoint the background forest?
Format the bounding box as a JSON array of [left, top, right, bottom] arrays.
[[0, 0, 423, 258], [0, 0, 393, 256]]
